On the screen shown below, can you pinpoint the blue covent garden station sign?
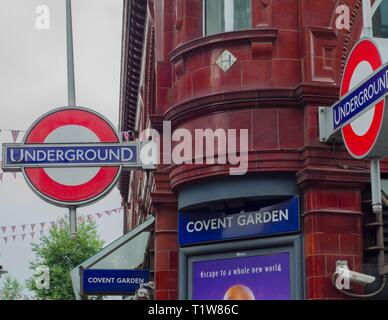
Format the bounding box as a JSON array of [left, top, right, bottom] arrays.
[[82, 269, 149, 295], [179, 196, 300, 246]]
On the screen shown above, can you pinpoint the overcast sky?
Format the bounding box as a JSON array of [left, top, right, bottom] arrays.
[[0, 0, 124, 295]]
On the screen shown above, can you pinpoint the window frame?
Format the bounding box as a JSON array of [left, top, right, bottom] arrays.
[[202, 0, 252, 36], [372, 0, 388, 38]]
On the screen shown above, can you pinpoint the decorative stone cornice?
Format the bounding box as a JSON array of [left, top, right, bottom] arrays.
[[169, 28, 278, 63]]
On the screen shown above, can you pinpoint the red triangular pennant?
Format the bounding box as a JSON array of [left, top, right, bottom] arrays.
[[11, 130, 20, 142], [123, 131, 130, 142]]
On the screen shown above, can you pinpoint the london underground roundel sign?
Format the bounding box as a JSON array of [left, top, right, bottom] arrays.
[[340, 38, 388, 159], [2, 107, 142, 207]]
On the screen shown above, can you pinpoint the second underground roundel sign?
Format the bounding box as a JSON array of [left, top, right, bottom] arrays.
[[21, 107, 121, 207], [341, 38, 388, 159]]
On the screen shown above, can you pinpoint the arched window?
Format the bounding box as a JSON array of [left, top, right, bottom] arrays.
[[372, 0, 388, 38], [204, 0, 251, 36]]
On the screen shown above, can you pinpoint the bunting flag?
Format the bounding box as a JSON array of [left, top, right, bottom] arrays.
[[122, 131, 130, 142], [1, 226, 6, 234], [11, 172, 17, 179], [22, 234, 26, 241], [11, 130, 20, 142], [31, 232, 35, 239], [21, 224, 27, 232], [11, 225, 16, 233], [87, 215, 94, 223], [40, 222, 45, 229], [3, 236, 8, 243], [31, 224, 35, 232], [12, 235, 16, 242]]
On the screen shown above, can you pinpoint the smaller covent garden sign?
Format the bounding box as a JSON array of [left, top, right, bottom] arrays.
[[2, 107, 152, 207]]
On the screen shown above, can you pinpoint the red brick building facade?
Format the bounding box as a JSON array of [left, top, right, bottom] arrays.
[[119, 0, 388, 300]]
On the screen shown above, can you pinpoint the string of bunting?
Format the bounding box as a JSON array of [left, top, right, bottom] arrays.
[[0, 207, 123, 244]]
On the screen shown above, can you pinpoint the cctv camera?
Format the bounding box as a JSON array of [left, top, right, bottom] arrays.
[[334, 261, 376, 285]]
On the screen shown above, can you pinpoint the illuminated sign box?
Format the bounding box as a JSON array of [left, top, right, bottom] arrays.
[[179, 196, 300, 246], [82, 269, 149, 295]]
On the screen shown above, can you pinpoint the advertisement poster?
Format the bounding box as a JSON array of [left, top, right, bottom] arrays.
[[192, 252, 291, 300]]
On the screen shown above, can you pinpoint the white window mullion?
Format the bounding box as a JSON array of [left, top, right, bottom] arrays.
[[224, 0, 234, 32], [372, 0, 382, 15]]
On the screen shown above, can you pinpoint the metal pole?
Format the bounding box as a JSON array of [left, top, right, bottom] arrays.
[[66, 0, 76, 107], [371, 158, 382, 214], [362, 0, 373, 38], [371, 158, 385, 273], [66, 0, 77, 239], [69, 206, 77, 240], [363, 1, 386, 275]]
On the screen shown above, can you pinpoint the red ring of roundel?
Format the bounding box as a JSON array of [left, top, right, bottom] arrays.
[[341, 39, 384, 158], [24, 109, 120, 204]]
